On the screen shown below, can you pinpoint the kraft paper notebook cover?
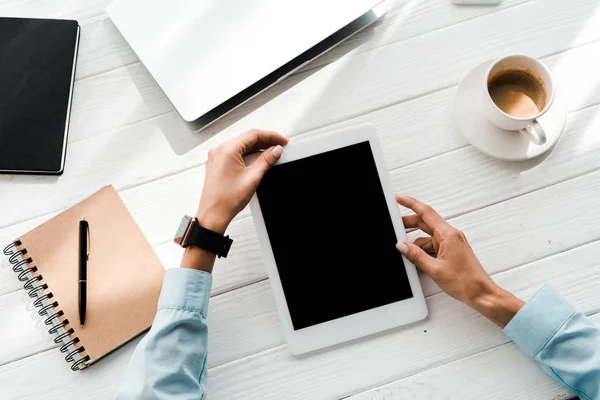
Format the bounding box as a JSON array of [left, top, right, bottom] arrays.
[[3, 186, 165, 370]]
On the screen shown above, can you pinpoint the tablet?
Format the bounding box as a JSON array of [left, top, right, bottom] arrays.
[[248, 124, 427, 355]]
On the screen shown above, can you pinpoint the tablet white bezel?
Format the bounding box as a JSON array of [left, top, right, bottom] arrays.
[[248, 124, 428, 355]]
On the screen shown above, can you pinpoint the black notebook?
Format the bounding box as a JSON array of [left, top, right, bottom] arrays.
[[0, 17, 80, 175]]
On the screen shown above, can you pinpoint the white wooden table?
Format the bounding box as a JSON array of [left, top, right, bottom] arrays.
[[1, 0, 599, 398]]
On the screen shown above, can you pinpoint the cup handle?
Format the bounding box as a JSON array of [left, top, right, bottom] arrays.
[[519, 120, 547, 146]]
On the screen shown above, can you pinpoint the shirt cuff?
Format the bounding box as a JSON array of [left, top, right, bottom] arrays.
[[158, 268, 213, 317], [504, 284, 575, 358]]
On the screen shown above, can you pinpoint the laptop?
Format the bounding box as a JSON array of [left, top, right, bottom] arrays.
[[107, 0, 387, 129]]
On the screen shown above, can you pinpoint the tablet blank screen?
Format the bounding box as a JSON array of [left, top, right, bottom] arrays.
[[256, 141, 413, 330]]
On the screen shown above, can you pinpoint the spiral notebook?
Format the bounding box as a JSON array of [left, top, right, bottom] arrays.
[[3, 186, 165, 370]]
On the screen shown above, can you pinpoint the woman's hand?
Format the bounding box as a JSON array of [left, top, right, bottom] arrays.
[[395, 195, 523, 328], [196, 129, 288, 234], [181, 129, 288, 273]]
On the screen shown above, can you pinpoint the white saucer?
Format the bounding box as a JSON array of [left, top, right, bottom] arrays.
[[455, 60, 567, 161]]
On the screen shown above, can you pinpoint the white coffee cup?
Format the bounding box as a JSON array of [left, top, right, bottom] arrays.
[[482, 55, 555, 146]]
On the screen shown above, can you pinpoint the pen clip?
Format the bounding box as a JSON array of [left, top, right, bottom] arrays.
[[82, 217, 90, 260], [86, 222, 90, 260]]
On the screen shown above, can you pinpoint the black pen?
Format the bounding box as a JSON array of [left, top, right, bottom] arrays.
[[79, 217, 89, 326]]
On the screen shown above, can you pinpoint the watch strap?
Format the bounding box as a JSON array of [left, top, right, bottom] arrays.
[[188, 221, 233, 258]]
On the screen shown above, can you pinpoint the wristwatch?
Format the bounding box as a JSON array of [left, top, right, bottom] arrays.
[[174, 215, 233, 258]]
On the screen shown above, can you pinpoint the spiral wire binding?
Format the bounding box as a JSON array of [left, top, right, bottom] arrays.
[[3, 240, 91, 371]]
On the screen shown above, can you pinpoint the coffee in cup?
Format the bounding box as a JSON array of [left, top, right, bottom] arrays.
[[482, 55, 556, 146], [487, 68, 547, 118]]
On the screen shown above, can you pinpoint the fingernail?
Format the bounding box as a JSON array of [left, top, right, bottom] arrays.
[[272, 145, 283, 159], [396, 241, 409, 255]]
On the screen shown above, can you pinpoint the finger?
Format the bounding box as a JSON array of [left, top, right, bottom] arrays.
[[249, 145, 284, 178], [402, 214, 433, 236], [234, 129, 289, 155], [396, 195, 450, 233], [413, 237, 436, 255], [396, 241, 438, 276], [402, 214, 419, 229], [417, 219, 434, 236]]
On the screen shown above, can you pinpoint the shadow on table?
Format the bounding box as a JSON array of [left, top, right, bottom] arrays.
[[497, 139, 557, 172], [119, 18, 377, 155], [154, 71, 319, 156]]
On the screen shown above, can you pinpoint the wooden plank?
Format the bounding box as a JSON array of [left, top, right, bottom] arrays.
[[69, 62, 172, 143], [409, 163, 600, 294], [393, 99, 600, 222], [75, 17, 138, 81], [0, 339, 140, 400], [206, 281, 281, 367], [0, 291, 57, 366], [307, 0, 533, 72], [2, 0, 599, 230], [2, 235, 599, 399], [347, 322, 600, 400]]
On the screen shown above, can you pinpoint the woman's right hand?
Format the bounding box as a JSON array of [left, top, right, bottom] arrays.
[[395, 195, 524, 328]]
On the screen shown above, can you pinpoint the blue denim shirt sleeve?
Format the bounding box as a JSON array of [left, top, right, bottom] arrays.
[[116, 268, 212, 400], [504, 285, 600, 400]]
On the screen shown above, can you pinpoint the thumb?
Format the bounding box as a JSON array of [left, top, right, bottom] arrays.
[[250, 145, 284, 178], [396, 241, 437, 276]]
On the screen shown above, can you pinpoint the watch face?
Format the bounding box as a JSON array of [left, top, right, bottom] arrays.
[[174, 215, 193, 246]]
